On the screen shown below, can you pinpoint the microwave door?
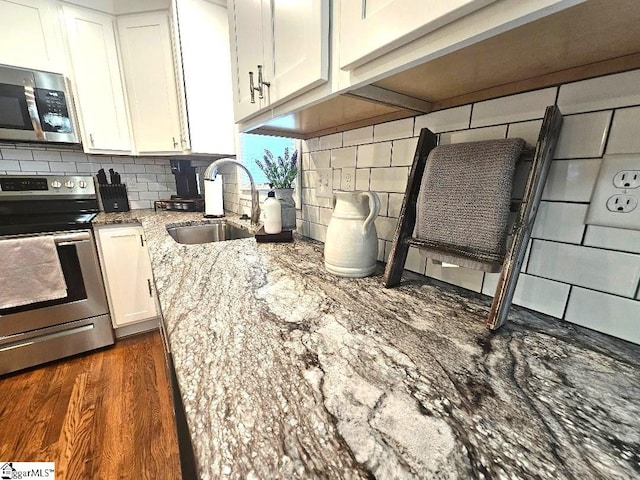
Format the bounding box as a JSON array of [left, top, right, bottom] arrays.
[[0, 83, 42, 142]]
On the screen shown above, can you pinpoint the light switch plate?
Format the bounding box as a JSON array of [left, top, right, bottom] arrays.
[[316, 168, 333, 198], [586, 154, 640, 230]]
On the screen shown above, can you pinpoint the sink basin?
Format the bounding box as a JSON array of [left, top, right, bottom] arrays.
[[166, 222, 252, 244]]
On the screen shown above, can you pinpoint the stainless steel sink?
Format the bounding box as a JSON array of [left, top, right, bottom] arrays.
[[166, 222, 252, 244]]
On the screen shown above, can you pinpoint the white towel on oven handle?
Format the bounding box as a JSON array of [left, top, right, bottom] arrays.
[[0, 236, 68, 309]]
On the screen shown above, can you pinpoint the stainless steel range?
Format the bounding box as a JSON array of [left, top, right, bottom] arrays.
[[0, 175, 113, 375]]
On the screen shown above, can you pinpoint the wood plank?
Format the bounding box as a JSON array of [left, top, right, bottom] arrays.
[[0, 331, 181, 478]]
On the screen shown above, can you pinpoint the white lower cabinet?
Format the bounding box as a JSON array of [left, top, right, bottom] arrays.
[[95, 225, 159, 329]]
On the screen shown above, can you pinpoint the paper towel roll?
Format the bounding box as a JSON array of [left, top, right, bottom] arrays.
[[204, 175, 224, 217]]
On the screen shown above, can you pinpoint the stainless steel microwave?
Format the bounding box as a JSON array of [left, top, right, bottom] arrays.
[[0, 64, 79, 144]]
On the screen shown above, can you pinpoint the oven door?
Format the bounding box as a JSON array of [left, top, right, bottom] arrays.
[[0, 230, 109, 337]]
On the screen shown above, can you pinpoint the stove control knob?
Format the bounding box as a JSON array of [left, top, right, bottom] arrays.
[[78, 180, 87, 189], [64, 180, 75, 189], [51, 180, 62, 189]]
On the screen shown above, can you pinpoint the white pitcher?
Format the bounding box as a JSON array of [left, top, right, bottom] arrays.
[[324, 191, 380, 277]]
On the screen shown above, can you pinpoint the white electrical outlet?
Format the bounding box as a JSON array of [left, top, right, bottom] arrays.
[[342, 168, 355, 191], [316, 168, 333, 198], [586, 154, 640, 230]]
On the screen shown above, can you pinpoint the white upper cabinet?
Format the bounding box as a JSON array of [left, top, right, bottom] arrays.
[[174, 0, 235, 155], [339, 0, 496, 70], [228, 0, 270, 121], [228, 0, 329, 122], [117, 11, 185, 154], [269, 0, 329, 103], [0, 0, 64, 72], [62, 5, 132, 154]]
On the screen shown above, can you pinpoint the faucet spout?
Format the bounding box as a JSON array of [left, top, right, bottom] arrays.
[[204, 158, 261, 225]]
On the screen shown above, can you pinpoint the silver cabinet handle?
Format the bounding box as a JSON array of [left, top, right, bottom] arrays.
[[147, 278, 153, 297], [172, 137, 178, 149], [53, 232, 91, 245], [249, 71, 256, 103], [257, 64, 270, 99], [89, 133, 95, 146]]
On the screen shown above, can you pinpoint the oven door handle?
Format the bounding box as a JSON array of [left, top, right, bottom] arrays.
[[53, 232, 91, 245]]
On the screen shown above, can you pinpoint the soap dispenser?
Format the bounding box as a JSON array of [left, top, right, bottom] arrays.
[[263, 191, 282, 234]]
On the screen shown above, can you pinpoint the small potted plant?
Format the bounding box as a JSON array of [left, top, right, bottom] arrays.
[[256, 147, 298, 230]]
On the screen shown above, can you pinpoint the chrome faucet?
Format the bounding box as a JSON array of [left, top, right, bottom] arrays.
[[203, 158, 261, 225]]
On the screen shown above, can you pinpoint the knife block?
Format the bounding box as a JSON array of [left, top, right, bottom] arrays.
[[99, 184, 130, 213]]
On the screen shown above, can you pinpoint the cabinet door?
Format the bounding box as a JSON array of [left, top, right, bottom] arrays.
[[175, 0, 235, 155], [340, 0, 496, 70], [269, 0, 329, 104], [96, 226, 158, 328], [63, 5, 132, 154], [228, 0, 270, 121], [117, 12, 184, 154], [0, 0, 64, 72]]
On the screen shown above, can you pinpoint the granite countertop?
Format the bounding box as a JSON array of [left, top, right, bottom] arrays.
[[95, 210, 640, 479]]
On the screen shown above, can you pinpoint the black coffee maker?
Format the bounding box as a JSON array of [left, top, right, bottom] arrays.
[[170, 159, 199, 199]]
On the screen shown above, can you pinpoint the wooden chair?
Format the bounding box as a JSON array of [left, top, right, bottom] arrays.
[[383, 105, 563, 330]]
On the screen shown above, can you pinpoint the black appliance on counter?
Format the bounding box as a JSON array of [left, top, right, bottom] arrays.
[[155, 160, 204, 212], [170, 159, 199, 199], [0, 174, 114, 376]]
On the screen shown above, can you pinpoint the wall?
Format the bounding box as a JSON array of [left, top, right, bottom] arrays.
[[0, 141, 212, 209], [298, 69, 640, 345]]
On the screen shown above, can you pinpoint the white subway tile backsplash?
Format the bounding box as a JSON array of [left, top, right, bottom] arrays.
[[49, 162, 77, 172], [374, 118, 414, 142], [554, 111, 612, 159], [557, 70, 640, 114], [302, 204, 321, 224], [32, 150, 62, 162], [303, 138, 320, 153], [130, 200, 153, 209], [565, 288, 640, 344], [584, 226, 640, 254], [387, 193, 404, 218], [414, 105, 471, 134], [319, 207, 332, 226], [319, 133, 342, 150], [532, 202, 588, 244], [332, 169, 341, 190], [542, 159, 601, 202], [139, 191, 161, 201], [61, 152, 88, 162], [331, 147, 357, 168], [0, 160, 19, 170], [406, 247, 426, 275], [124, 164, 146, 174], [308, 150, 331, 169], [439, 125, 507, 144], [391, 137, 419, 167], [355, 168, 370, 190], [605, 106, 640, 154], [471, 88, 557, 128], [425, 260, 484, 292], [343, 126, 373, 146], [374, 192, 389, 217], [527, 240, 640, 298], [357, 142, 392, 167], [507, 120, 543, 147], [482, 273, 570, 318], [377, 239, 386, 262], [144, 165, 166, 174], [19, 161, 49, 172], [374, 216, 399, 242], [1, 148, 33, 160], [369, 167, 409, 192]]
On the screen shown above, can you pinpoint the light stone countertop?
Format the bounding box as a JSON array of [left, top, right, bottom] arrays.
[[95, 210, 640, 480]]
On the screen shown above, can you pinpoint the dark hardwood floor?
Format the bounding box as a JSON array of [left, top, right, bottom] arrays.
[[0, 331, 181, 479]]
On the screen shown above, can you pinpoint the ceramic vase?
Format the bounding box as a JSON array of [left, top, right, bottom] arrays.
[[324, 191, 380, 277], [274, 188, 296, 230]]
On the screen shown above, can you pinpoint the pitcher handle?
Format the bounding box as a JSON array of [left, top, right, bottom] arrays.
[[361, 191, 380, 235]]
